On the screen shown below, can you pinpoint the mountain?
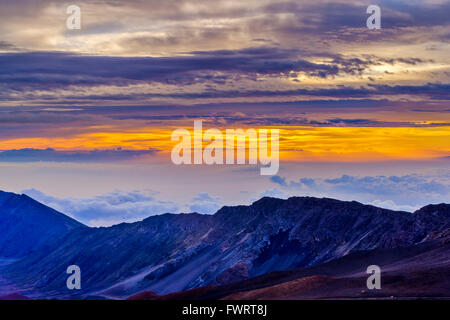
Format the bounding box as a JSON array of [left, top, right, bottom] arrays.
[[0, 191, 85, 258], [131, 230, 450, 300], [222, 239, 450, 300], [1, 194, 449, 299]]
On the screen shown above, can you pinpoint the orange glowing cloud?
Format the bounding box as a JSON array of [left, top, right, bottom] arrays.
[[0, 124, 449, 162]]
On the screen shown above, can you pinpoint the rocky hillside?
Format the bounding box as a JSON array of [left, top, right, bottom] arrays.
[[2, 195, 449, 299]]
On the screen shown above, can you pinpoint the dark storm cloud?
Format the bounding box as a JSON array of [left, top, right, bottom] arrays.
[[0, 49, 340, 90], [0, 48, 431, 93]]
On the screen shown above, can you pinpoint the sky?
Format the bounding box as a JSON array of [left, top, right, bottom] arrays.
[[0, 0, 449, 226]]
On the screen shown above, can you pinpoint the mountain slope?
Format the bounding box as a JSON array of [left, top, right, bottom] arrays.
[[0, 191, 85, 258], [129, 231, 450, 300], [222, 236, 450, 300], [2, 196, 449, 299]]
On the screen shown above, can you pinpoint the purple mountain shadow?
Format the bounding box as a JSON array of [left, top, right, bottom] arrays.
[[0, 191, 449, 299]]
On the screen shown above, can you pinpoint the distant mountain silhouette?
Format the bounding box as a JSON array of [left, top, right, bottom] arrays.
[[0, 191, 449, 299]]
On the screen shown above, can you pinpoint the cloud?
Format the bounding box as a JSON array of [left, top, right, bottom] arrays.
[[22, 189, 179, 227], [257, 0, 450, 46], [0, 49, 341, 89], [143, 83, 450, 100], [0, 110, 89, 124], [367, 199, 418, 212], [0, 40, 17, 51], [269, 173, 450, 211], [21, 188, 229, 226], [270, 175, 287, 187], [2, 50, 444, 102], [3, 101, 443, 140], [188, 193, 223, 214], [258, 188, 288, 200], [0, 148, 158, 163], [46, 82, 450, 102], [321, 174, 448, 197]]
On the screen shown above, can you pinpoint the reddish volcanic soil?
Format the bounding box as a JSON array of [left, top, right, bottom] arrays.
[[222, 275, 338, 300], [128, 291, 159, 300], [222, 266, 450, 300]]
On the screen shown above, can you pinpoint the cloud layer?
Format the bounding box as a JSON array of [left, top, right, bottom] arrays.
[[0, 0, 448, 108], [22, 189, 224, 226], [269, 172, 450, 211]]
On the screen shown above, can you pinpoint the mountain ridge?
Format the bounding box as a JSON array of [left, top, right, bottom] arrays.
[[0, 190, 449, 299]]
